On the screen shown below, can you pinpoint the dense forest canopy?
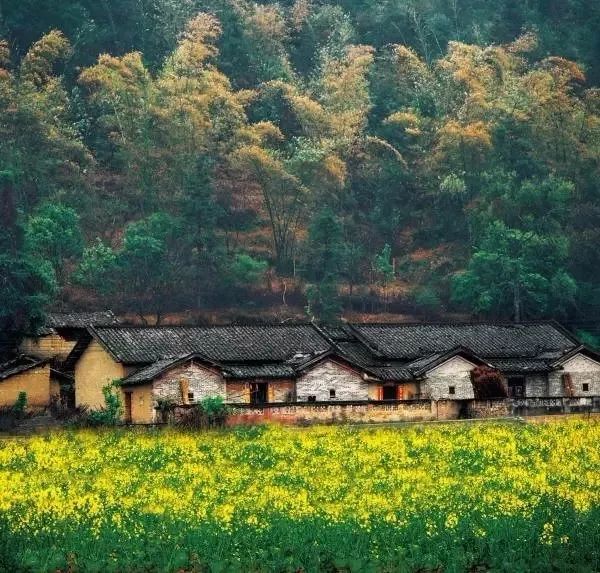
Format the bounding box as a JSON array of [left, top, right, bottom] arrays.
[[1, 0, 600, 341]]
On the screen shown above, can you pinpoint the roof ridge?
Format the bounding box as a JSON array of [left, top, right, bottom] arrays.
[[351, 320, 565, 327]]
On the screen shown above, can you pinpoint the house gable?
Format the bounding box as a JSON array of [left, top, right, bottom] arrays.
[[426, 355, 479, 376], [560, 353, 600, 372], [296, 358, 368, 402], [74, 339, 128, 409]]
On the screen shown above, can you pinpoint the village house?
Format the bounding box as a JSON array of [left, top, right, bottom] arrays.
[[0, 356, 71, 409], [19, 311, 120, 363], [63, 320, 600, 423]]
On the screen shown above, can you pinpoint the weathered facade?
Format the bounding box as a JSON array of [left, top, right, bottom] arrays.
[[296, 358, 370, 402], [63, 320, 600, 424], [0, 358, 58, 408], [420, 355, 478, 400]]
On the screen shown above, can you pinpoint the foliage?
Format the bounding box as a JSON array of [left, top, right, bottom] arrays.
[[0, 421, 597, 570], [471, 366, 508, 399], [176, 395, 230, 429], [0, 6, 600, 324], [80, 382, 123, 427], [13, 391, 27, 418]]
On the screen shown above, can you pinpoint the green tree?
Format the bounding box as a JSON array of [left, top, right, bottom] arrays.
[[25, 203, 83, 281], [452, 221, 577, 321]]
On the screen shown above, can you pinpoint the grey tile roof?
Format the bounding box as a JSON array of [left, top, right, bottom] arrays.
[[121, 357, 186, 385], [38, 311, 120, 335], [0, 356, 47, 381], [222, 364, 297, 379], [92, 324, 331, 364], [485, 358, 553, 373], [46, 311, 120, 329], [351, 322, 577, 360]]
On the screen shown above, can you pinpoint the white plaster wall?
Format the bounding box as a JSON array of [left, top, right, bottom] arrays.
[[153, 362, 226, 407], [548, 353, 600, 397], [523, 374, 548, 397], [421, 356, 476, 400], [296, 359, 368, 402]]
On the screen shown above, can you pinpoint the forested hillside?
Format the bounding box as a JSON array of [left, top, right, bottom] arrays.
[[1, 0, 600, 339]]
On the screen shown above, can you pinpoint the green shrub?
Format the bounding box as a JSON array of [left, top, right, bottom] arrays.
[[79, 382, 123, 427], [13, 392, 27, 419], [177, 395, 230, 430]]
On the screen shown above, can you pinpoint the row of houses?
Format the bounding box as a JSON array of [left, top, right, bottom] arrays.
[[1, 312, 599, 424]]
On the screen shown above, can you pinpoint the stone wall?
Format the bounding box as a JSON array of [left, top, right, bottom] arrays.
[[548, 354, 600, 397], [523, 374, 548, 397], [153, 363, 226, 405], [421, 356, 477, 400], [467, 399, 511, 418], [227, 400, 441, 425], [296, 359, 369, 402]]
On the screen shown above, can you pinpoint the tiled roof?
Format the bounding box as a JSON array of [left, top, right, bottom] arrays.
[[485, 358, 553, 373], [222, 364, 297, 379], [38, 311, 120, 335], [0, 356, 47, 381], [91, 324, 331, 364], [350, 322, 577, 360], [368, 364, 414, 381]]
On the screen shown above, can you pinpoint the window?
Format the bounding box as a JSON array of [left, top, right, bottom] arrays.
[[187, 392, 195, 403], [307, 395, 316, 402], [448, 386, 456, 395], [582, 383, 589, 392], [329, 389, 336, 399]]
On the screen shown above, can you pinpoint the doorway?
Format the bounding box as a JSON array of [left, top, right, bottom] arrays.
[[250, 382, 268, 405], [124, 392, 132, 422], [382, 385, 397, 400], [507, 376, 525, 398]]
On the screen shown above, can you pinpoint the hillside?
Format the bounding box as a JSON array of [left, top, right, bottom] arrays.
[[1, 0, 600, 343]]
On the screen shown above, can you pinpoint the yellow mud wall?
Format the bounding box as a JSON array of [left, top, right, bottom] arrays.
[[75, 340, 127, 409], [20, 334, 76, 360], [0, 365, 51, 407]]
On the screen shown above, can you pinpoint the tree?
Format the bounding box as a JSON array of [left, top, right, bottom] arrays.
[[452, 221, 576, 321], [303, 208, 348, 321], [25, 203, 83, 281], [76, 212, 188, 322]]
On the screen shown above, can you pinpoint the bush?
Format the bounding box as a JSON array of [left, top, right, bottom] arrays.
[[48, 395, 88, 421], [13, 392, 27, 419], [155, 397, 177, 424], [471, 366, 508, 399], [177, 396, 230, 430], [77, 382, 123, 427]]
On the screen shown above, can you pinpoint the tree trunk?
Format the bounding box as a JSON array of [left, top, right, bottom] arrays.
[[513, 281, 521, 323]]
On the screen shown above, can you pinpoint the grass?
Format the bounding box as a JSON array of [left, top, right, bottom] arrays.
[[0, 419, 598, 571]]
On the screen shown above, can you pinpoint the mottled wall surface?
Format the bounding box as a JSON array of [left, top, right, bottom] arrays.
[[20, 334, 76, 361], [296, 359, 369, 402], [153, 363, 225, 404], [523, 374, 548, 397], [548, 354, 600, 396], [75, 340, 127, 409], [0, 365, 51, 407], [421, 356, 477, 400]]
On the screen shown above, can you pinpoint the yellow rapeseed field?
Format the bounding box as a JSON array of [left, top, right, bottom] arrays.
[[0, 418, 598, 571]]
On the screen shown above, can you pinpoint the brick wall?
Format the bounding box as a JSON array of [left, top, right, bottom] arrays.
[[421, 356, 476, 400], [296, 359, 369, 402], [227, 400, 440, 425], [467, 399, 511, 418], [524, 374, 548, 397], [548, 354, 600, 397], [153, 363, 226, 405]]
